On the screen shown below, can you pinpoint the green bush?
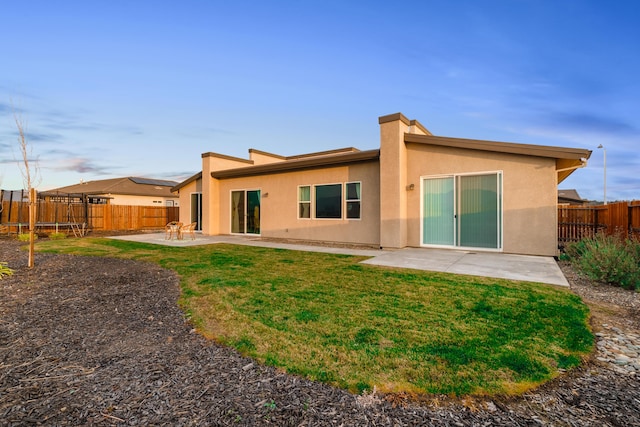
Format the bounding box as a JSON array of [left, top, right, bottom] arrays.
[[573, 234, 640, 290], [0, 262, 14, 279], [48, 232, 67, 240], [563, 239, 589, 261], [17, 233, 38, 242]]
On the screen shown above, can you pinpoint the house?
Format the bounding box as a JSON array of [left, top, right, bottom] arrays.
[[44, 177, 179, 206], [558, 189, 586, 205], [172, 113, 591, 256]]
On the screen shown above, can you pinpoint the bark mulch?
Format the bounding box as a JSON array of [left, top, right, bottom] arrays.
[[1, 238, 639, 426]]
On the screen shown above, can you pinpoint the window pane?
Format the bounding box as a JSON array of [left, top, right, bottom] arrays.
[[458, 174, 499, 248], [346, 182, 360, 200], [231, 191, 245, 233], [315, 184, 342, 219], [299, 202, 310, 218], [346, 201, 360, 219], [299, 186, 310, 202], [422, 177, 455, 245]]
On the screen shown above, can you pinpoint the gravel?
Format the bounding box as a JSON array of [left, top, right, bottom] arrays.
[[1, 238, 639, 426]]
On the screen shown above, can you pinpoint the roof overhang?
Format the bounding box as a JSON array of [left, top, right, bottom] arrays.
[[404, 133, 592, 184], [211, 149, 380, 179], [171, 171, 202, 192]]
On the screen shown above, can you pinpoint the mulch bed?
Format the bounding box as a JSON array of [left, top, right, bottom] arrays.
[[1, 238, 639, 426]]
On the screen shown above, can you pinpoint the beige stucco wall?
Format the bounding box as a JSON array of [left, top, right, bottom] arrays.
[[249, 150, 286, 165], [212, 162, 380, 246], [202, 153, 253, 235], [175, 179, 201, 225], [379, 114, 429, 248], [405, 143, 558, 256]]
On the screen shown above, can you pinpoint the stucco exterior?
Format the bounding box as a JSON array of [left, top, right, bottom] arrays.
[[403, 143, 558, 255], [214, 162, 380, 245], [172, 113, 591, 256]]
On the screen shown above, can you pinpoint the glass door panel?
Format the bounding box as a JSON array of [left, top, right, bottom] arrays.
[[190, 193, 202, 231], [422, 177, 455, 245], [231, 191, 245, 234], [458, 174, 499, 249], [247, 190, 261, 234]]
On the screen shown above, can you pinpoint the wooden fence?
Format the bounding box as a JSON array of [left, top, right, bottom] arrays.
[[558, 201, 640, 244], [88, 205, 179, 231], [1, 199, 179, 234]]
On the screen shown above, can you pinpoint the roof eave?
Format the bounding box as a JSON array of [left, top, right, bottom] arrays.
[[212, 149, 380, 179], [405, 133, 592, 161], [172, 171, 203, 192]]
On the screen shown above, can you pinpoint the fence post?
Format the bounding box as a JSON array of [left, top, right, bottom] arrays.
[[627, 203, 633, 239]]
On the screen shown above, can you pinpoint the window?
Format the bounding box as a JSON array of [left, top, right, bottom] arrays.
[[315, 184, 342, 219], [88, 197, 107, 204], [298, 186, 311, 219], [345, 182, 361, 219]]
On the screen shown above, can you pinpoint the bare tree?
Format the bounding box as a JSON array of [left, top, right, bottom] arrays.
[[13, 107, 40, 268]]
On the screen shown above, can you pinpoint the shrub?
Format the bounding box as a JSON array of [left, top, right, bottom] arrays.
[[573, 234, 640, 290], [48, 232, 67, 240], [0, 262, 14, 279], [17, 233, 38, 242], [563, 239, 589, 261]]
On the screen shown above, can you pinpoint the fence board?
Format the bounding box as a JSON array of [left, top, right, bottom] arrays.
[[2, 200, 178, 233], [558, 201, 639, 244]]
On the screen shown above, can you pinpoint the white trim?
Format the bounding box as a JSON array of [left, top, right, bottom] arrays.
[[297, 184, 312, 220], [345, 181, 362, 221]]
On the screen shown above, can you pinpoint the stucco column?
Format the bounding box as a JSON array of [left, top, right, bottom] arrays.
[[201, 154, 218, 235], [378, 113, 410, 249]]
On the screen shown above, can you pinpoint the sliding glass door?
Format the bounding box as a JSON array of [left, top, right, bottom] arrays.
[[422, 173, 502, 250], [231, 190, 261, 235]]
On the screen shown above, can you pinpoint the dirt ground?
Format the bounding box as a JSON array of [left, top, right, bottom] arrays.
[[1, 237, 639, 426]]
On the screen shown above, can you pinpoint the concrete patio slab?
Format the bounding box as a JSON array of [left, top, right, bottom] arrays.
[[360, 248, 569, 287], [108, 233, 568, 287]]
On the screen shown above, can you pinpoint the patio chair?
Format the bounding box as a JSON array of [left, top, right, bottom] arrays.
[[165, 221, 182, 240], [179, 222, 197, 240]]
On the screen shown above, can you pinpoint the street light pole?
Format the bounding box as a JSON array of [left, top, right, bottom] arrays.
[[597, 144, 607, 205]]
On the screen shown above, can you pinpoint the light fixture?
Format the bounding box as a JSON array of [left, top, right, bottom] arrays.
[[406, 184, 415, 191]]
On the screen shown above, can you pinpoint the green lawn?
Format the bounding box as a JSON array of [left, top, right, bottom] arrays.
[[36, 238, 593, 396]]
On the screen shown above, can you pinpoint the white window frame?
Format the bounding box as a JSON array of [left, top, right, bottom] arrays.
[[345, 181, 362, 220], [298, 185, 311, 220]]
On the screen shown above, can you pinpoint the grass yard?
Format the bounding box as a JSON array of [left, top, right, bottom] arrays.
[[36, 238, 593, 396]]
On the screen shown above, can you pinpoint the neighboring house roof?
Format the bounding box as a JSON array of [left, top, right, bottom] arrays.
[[558, 189, 585, 204], [44, 177, 179, 198]]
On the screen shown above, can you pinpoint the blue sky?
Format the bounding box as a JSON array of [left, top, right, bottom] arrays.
[[1, 0, 638, 201]]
